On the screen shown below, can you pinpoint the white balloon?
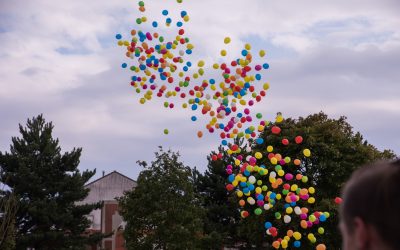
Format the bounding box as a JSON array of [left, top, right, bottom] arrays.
[[248, 176, 256, 184], [294, 206, 301, 215], [270, 171, 277, 178], [284, 215, 292, 224], [264, 204, 271, 210]]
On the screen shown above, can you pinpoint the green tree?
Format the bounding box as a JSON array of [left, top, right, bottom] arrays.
[[119, 147, 204, 250], [195, 146, 240, 249], [202, 112, 396, 249], [252, 112, 396, 249], [0, 189, 17, 250], [0, 115, 104, 250]]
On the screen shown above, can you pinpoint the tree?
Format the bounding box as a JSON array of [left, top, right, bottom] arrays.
[[0, 115, 104, 250], [118, 147, 204, 250], [195, 145, 240, 249], [0, 187, 17, 250], [250, 112, 396, 249], [202, 112, 396, 249]]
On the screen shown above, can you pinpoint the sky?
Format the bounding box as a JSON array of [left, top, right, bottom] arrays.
[[1, 0, 399, 182]]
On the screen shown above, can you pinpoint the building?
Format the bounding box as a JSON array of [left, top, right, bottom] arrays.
[[81, 171, 137, 250]]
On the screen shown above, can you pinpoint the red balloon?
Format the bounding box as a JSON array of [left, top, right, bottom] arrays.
[[211, 155, 218, 161], [295, 136, 303, 144], [271, 126, 281, 134], [226, 184, 234, 191], [282, 138, 289, 145], [334, 197, 343, 204]]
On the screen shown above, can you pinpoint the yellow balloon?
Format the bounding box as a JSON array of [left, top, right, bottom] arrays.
[[224, 37, 231, 44], [303, 149, 311, 157]]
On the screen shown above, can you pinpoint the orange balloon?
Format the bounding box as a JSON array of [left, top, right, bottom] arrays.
[[197, 131, 203, 138]]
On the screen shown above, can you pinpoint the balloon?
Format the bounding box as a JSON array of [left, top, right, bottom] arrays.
[[316, 244, 326, 250], [224, 37, 231, 44], [303, 149, 311, 157], [163, 129, 169, 135], [295, 136, 303, 144], [334, 197, 342, 204], [271, 126, 281, 134]]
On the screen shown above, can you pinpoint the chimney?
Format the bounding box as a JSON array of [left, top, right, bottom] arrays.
[[102, 171, 105, 177]]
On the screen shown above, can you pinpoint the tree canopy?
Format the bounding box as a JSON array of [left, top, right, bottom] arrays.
[[119, 147, 204, 250]]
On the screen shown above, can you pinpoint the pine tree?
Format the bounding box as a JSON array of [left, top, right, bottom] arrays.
[[0, 115, 104, 250]]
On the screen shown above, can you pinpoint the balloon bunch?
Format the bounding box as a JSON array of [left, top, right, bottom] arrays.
[[116, 1, 329, 249], [223, 116, 328, 249], [116, 1, 270, 142]]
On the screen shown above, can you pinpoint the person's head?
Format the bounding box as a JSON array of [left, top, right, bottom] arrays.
[[340, 159, 400, 250]]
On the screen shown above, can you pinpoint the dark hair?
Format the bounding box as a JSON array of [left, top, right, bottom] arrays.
[[340, 159, 400, 248]]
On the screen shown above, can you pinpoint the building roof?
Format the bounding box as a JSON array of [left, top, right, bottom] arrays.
[[80, 171, 137, 204], [85, 170, 136, 187]]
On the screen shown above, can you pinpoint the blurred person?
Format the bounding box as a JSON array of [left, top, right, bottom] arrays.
[[339, 160, 400, 250]]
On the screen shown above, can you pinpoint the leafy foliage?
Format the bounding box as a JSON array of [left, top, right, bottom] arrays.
[[119, 147, 204, 250]]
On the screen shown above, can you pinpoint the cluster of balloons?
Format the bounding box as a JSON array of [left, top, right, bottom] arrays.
[[116, 0, 271, 142], [223, 115, 329, 249], [116, 1, 330, 249]]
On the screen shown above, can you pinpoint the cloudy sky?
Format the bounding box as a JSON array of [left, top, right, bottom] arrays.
[[1, 0, 399, 181]]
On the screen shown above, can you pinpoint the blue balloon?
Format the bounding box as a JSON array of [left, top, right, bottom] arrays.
[[264, 221, 272, 229], [191, 116, 197, 121], [293, 241, 301, 248], [115, 34, 122, 39], [121, 63, 127, 68], [152, 21, 158, 27], [256, 138, 264, 144], [162, 10, 169, 16]]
